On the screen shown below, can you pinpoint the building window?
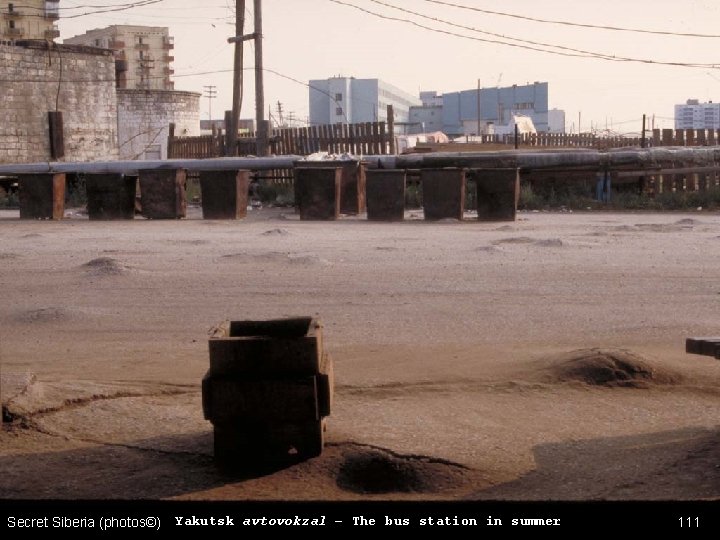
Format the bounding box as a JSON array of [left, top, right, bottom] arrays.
[[9, 20, 15, 29], [335, 107, 343, 116], [8, 3, 14, 12], [335, 93, 342, 101]]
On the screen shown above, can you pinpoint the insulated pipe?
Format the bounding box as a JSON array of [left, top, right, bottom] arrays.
[[0, 156, 304, 175], [0, 147, 718, 176]]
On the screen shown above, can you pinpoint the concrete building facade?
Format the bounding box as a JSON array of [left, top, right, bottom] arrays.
[[409, 103, 443, 133], [441, 82, 551, 136], [548, 108, 566, 133], [1, 0, 59, 41], [117, 89, 200, 160], [675, 99, 720, 129], [309, 77, 420, 130], [0, 41, 118, 163], [65, 25, 174, 90]]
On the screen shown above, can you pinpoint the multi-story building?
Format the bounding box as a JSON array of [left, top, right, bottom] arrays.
[[548, 108, 566, 133], [1, 0, 59, 41], [406, 90, 443, 133], [675, 99, 720, 130], [65, 25, 174, 90], [441, 82, 551, 136], [309, 76, 420, 131]]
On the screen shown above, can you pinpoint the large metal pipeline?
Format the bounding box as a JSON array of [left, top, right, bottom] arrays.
[[0, 156, 304, 175], [373, 146, 720, 171], [0, 147, 718, 176]]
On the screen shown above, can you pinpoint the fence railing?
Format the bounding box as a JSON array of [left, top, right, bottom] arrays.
[[434, 129, 720, 150], [168, 121, 393, 160]]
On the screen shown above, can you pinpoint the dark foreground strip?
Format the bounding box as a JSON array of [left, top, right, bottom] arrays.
[[1, 500, 716, 536]]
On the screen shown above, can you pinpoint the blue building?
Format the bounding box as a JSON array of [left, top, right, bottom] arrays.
[[440, 82, 550, 136]]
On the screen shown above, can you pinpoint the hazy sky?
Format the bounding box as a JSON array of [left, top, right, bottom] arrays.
[[60, 0, 720, 134]]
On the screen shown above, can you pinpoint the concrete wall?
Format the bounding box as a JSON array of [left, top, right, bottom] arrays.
[[117, 89, 200, 160], [0, 41, 118, 164]]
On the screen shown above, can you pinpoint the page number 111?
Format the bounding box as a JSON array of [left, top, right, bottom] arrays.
[[679, 517, 699, 527]]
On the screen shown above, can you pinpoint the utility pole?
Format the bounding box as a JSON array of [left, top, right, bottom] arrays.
[[476, 78, 481, 136], [277, 101, 284, 128], [203, 85, 217, 121], [254, 0, 268, 156], [641, 113, 647, 148], [226, 0, 245, 156]]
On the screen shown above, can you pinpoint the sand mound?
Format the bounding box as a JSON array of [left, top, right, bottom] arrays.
[[15, 307, 76, 324], [535, 238, 563, 247], [548, 348, 682, 388], [288, 254, 330, 266], [336, 446, 472, 494], [223, 252, 329, 266], [492, 237, 562, 247], [262, 228, 290, 236], [174, 239, 210, 245], [81, 257, 128, 276], [476, 245, 501, 253], [493, 236, 535, 245]]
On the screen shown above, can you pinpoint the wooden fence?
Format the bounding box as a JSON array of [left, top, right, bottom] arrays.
[[447, 128, 720, 150], [168, 121, 393, 160], [167, 135, 224, 159]]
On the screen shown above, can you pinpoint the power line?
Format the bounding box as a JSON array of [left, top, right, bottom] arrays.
[[327, 0, 597, 60], [368, 0, 627, 62], [0, 63, 363, 120], [422, 0, 720, 39], [328, 0, 719, 69], [9, 1, 167, 19]]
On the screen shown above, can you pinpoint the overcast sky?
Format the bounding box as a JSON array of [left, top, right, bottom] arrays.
[[60, 0, 720, 134]]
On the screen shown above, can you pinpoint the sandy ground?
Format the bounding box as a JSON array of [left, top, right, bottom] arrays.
[[1, 206, 719, 501]]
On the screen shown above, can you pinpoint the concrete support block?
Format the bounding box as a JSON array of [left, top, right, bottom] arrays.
[[421, 168, 466, 221], [85, 173, 136, 220], [138, 169, 187, 219], [294, 161, 365, 215], [199, 169, 250, 219], [203, 317, 331, 465], [339, 161, 366, 215], [365, 169, 405, 221], [18, 173, 65, 220], [294, 167, 341, 220], [202, 376, 320, 423], [472, 168, 520, 221], [686, 337, 720, 359]]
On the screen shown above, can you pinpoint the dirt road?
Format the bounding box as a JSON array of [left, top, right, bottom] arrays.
[[1, 207, 719, 500]]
